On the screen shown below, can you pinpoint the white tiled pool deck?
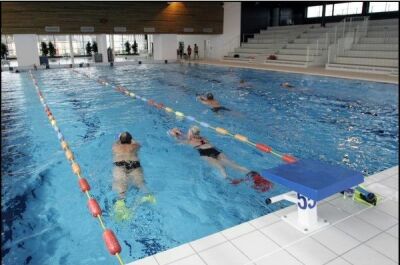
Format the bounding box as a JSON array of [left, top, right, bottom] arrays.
[[128, 166, 398, 265]]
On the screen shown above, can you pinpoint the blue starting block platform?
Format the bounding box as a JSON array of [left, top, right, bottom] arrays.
[[263, 159, 364, 233]]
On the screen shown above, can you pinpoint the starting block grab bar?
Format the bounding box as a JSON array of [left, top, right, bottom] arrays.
[[264, 186, 378, 234]]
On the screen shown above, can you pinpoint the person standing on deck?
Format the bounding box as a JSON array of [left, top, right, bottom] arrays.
[[187, 45, 192, 60], [194, 44, 199, 60]]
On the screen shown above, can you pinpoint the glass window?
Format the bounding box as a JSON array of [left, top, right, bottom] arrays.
[[333, 2, 363, 16], [1, 34, 17, 57], [111, 34, 147, 54], [325, 4, 333, 16], [38, 34, 97, 57], [369, 2, 399, 13], [307, 5, 323, 18]]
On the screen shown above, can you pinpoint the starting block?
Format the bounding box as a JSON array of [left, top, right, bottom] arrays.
[[263, 159, 364, 233]]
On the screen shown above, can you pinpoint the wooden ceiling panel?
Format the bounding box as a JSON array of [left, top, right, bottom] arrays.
[[1, 2, 223, 34]]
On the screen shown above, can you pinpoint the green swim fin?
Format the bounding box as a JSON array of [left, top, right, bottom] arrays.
[[353, 186, 381, 206], [141, 194, 156, 204], [114, 199, 133, 221]]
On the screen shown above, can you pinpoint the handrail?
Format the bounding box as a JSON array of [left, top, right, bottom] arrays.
[[330, 16, 369, 62]]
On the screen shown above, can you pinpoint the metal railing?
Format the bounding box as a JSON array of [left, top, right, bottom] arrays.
[[328, 16, 370, 63]]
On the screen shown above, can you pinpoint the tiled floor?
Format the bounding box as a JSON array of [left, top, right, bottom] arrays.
[[128, 165, 398, 265]]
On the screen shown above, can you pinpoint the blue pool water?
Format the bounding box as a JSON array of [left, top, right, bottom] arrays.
[[1, 63, 398, 264]]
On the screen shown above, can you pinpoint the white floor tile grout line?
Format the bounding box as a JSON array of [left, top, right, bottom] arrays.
[[219, 229, 253, 263], [187, 243, 209, 265], [359, 230, 399, 263], [247, 219, 307, 265], [241, 197, 390, 265], [325, 230, 397, 265], [153, 255, 161, 265]]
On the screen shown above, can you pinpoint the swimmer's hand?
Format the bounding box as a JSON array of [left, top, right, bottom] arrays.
[[140, 194, 156, 204], [169, 128, 183, 138], [114, 199, 133, 221]]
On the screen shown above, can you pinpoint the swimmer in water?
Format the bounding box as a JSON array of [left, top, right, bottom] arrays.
[[169, 127, 272, 192], [197, 92, 230, 113], [112, 132, 155, 220], [239, 79, 252, 89], [280, 82, 294, 88]]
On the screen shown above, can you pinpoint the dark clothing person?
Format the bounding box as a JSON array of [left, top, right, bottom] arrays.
[[187, 45, 192, 60]]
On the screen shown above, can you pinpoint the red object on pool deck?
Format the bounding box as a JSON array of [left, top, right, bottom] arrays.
[[251, 173, 273, 192], [256, 143, 272, 153], [88, 198, 102, 217], [103, 229, 121, 255], [79, 178, 91, 192], [282, 154, 297, 163]]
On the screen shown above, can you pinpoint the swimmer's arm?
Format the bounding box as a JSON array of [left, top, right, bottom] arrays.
[[131, 141, 141, 148], [112, 143, 119, 154], [198, 96, 207, 102]]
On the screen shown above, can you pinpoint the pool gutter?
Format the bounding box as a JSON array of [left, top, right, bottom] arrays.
[[190, 59, 399, 85]]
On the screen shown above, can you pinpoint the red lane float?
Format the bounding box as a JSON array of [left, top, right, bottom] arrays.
[[282, 154, 297, 163], [256, 143, 272, 153], [155, 103, 165, 109], [88, 198, 102, 217], [103, 229, 121, 255], [79, 178, 91, 192], [147, 99, 156, 106]]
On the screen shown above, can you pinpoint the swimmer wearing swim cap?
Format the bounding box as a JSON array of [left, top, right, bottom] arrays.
[[197, 93, 230, 113], [168, 126, 272, 192], [112, 131, 155, 220], [280, 82, 294, 88]]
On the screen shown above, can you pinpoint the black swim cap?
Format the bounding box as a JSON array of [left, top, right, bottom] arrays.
[[206, 93, 214, 100], [120, 132, 132, 144]]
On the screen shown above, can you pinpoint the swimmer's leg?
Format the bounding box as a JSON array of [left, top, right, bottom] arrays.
[[128, 168, 156, 204], [113, 166, 128, 199], [127, 168, 148, 193], [204, 157, 227, 178], [113, 167, 133, 221], [218, 154, 249, 174]]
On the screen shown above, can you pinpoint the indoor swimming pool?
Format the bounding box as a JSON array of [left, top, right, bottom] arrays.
[[1, 63, 398, 264]]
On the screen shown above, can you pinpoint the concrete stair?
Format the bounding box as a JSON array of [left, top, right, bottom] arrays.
[[335, 57, 397, 67], [343, 50, 398, 59], [351, 43, 398, 51], [326, 18, 399, 74]]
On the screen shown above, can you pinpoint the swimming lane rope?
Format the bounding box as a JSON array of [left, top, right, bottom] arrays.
[[72, 69, 297, 164], [29, 71, 125, 265]]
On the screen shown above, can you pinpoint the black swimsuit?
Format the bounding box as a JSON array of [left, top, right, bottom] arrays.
[[212, 106, 230, 113], [114, 160, 141, 170], [194, 138, 221, 159], [198, 148, 221, 159]]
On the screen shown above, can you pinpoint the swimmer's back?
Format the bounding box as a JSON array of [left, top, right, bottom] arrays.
[[113, 142, 140, 162]]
